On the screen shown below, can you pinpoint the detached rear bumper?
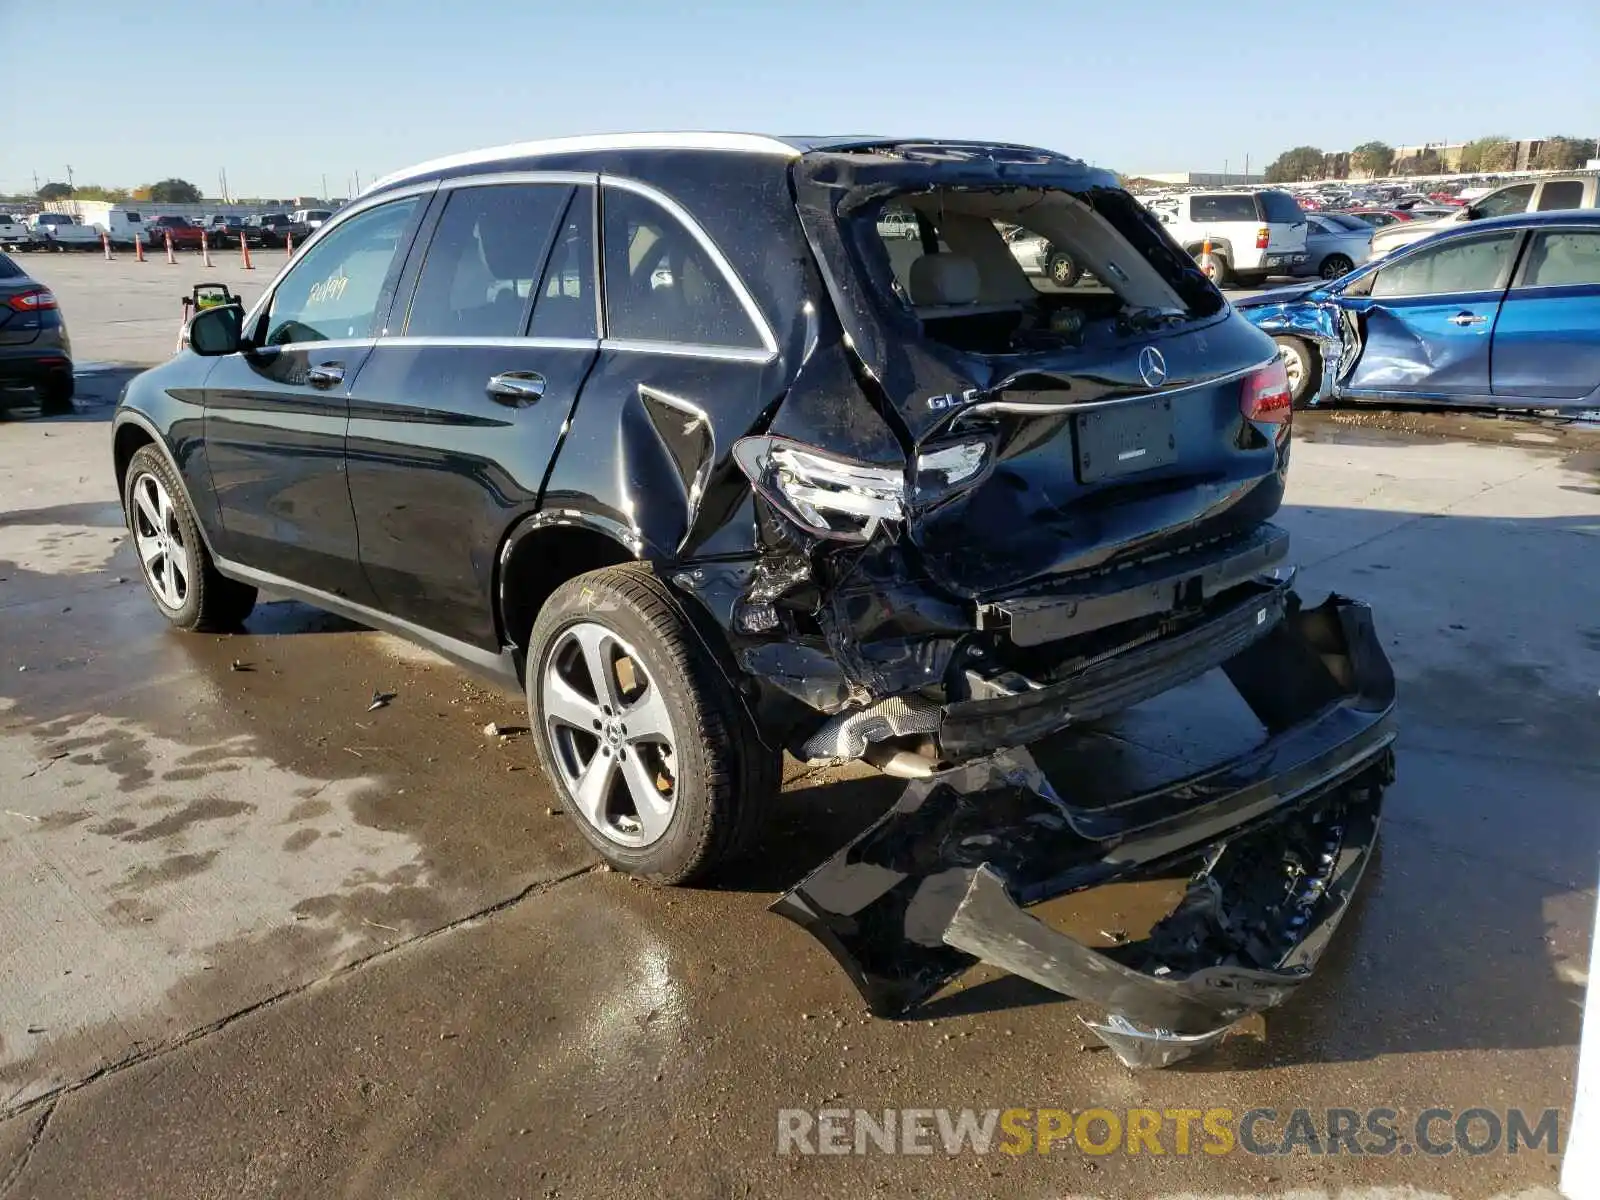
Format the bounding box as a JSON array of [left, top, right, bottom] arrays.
[[773, 592, 1396, 1067]]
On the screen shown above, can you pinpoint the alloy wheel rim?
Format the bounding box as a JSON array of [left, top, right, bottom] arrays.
[[1278, 344, 1306, 396], [130, 473, 189, 611], [541, 622, 678, 848], [1321, 256, 1351, 280], [1050, 256, 1075, 283]]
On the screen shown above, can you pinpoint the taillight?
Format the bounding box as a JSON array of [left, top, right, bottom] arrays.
[[1255, 226, 1271, 250], [1241, 360, 1292, 423], [7, 288, 57, 312]]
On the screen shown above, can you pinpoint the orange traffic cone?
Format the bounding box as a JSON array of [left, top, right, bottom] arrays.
[[165, 231, 176, 265], [240, 233, 254, 271], [285, 232, 294, 256], [135, 235, 146, 263], [201, 230, 213, 268], [101, 232, 113, 261]]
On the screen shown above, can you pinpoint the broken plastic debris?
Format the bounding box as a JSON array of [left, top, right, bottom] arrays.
[[367, 690, 395, 711]]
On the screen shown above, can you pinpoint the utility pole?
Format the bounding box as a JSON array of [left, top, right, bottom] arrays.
[[1224, 158, 1229, 183], [32, 171, 39, 194], [321, 173, 328, 202], [1244, 153, 1250, 179], [65, 164, 74, 191], [353, 169, 361, 193]]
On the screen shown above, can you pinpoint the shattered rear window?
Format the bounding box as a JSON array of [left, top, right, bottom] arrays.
[[852, 186, 1224, 356]]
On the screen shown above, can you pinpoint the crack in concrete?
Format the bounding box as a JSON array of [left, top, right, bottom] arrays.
[[0, 862, 603, 1127], [0, 1100, 57, 1200]]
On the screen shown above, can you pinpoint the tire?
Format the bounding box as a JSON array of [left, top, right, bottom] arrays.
[[38, 370, 73, 415], [1196, 251, 1231, 287], [1319, 254, 1354, 281], [123, 445, 258, 632], [1045, 248, 1082, 288], [1274, 335, 1318, 409], [527, 563, 777, 884]]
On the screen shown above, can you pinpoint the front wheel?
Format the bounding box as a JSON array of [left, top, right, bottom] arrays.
[[123, 445, 258, 631], [1319, 254, 1354, 280], [1273, 335, 1318, 409], [527, 564, 777, 884]]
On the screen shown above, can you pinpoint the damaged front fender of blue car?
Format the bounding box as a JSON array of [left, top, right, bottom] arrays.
[[1234, 284, 1351, 407]]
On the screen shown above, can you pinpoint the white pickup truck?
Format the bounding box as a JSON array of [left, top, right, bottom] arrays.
[[29, 213, 102, 250], [0, 214, 33, 250]]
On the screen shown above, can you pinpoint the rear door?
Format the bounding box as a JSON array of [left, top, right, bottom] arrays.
[[1492, 226, 1600, 401], [345, 176, 599, 649], [202, 192, 426, 600], [1341, 230, 1521, 399]]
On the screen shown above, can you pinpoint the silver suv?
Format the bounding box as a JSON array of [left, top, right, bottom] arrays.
[[1371, 173, 1600, 257]]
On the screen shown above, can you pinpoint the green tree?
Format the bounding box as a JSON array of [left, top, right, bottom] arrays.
[[146, 178, 203, 204], [1263, 146, 1326, 183], [1349, 141, 1394, 177], [72, 184, 130, 202], [1458, 136, 1512, 172], [1532, 136, 1595, 171], [37, 181, 73, 201]]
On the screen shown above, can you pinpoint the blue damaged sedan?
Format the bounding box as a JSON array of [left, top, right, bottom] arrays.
[[1235, 209, 1600, 411]]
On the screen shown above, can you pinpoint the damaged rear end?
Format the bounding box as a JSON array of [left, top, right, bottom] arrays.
[[732, 142, 1297, 774], [774, 593, 1396, 1067]]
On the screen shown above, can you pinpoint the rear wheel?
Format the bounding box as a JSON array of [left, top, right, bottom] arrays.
[[1196, 250, 1231, 287], [1273, 335, 1318, 409], [1319, 253, 1354, 280], [123, 445, 258, 631], [527, 563, 777, 884], [38, 370, 74, 415], [1045, 248, 1082, 288]]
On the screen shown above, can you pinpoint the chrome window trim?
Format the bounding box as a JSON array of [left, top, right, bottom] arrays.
[[242, 182, 439, 335], [224, 336, 379, 357], [600, 174, 780, 359], [601, 338, 774, 365], [377, 335, 599, 351]]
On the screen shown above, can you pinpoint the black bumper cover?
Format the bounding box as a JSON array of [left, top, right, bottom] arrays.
[[772, 592, 1396, 1067]]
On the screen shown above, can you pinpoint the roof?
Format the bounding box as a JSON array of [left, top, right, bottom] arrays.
[[365, 132, 1074, 194]]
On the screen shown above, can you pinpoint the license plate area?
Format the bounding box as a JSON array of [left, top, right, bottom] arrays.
[[1076, 397, 1177, 482]]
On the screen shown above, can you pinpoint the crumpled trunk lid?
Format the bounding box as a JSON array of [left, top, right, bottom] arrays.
[[791, 147, 1286, 599]]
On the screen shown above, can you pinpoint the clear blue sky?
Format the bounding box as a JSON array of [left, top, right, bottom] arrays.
[[4, 0, 1595, 199]]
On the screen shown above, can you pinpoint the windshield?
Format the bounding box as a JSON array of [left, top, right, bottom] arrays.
[[852, 184, 1223, 357]]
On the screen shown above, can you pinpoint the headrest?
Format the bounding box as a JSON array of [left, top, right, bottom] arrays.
[[476, 216, 529, 279], [907, 254, 980, 307]]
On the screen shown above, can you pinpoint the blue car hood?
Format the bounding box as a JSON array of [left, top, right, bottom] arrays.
[[1232, 281, 1324, 311]]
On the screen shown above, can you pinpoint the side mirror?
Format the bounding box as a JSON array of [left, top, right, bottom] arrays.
[[187, 303, 244, 356]]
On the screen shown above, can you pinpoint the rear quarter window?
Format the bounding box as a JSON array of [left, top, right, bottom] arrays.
[[1257, 192, 1305, 224], [0, 253, 23, 279]]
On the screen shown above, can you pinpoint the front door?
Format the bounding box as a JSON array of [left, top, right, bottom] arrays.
[[1493, 227, 1600, 401], [1342, 230, 1520, 399], [203, 194, 425, 601], [345, 179, 600, 649]]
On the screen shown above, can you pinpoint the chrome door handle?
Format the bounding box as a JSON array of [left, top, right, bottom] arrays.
[[307, 362, 345, 388], [486, 371, 546, 405], [1448, 312, 1487, 326]]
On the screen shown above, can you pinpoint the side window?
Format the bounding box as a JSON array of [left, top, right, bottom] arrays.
[[1536, 181, 1584, 212], [601, 185, 763, 349], [1370, 234, 1518, 299], [262, 198, 418, 345], [1522, 231, 1600, 288], [1473, 184, 1534, 218], [530, 187, 597, 340], [1190, 195, 1257, 222], [404, 184, 568, 338]]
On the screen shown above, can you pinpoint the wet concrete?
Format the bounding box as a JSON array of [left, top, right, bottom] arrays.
[[0, 380, 1595, 1195]]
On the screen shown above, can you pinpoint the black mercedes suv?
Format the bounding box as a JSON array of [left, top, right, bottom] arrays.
[[113, 134, 1348, 884]]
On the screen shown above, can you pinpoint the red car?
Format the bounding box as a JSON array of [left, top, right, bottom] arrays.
[[144, 215, 207, 250]]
